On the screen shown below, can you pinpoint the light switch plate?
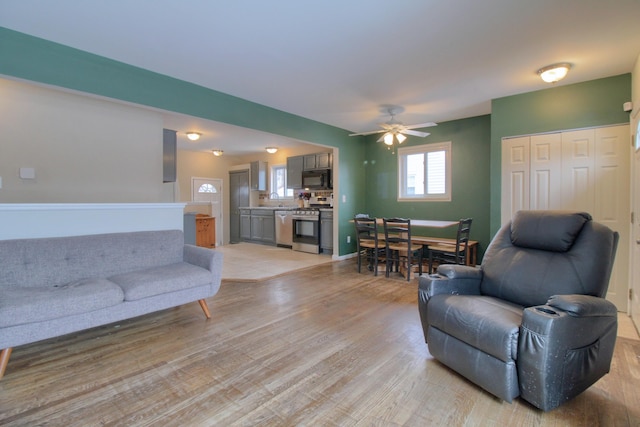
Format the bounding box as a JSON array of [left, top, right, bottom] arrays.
[[19, 167, 36, 179]]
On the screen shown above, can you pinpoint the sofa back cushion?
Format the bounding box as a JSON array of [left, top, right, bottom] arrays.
[[0, 230, 185, 288], [480, 211, 618, 307]]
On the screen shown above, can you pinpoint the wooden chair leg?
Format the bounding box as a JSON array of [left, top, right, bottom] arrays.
[[0, 348, 13, 379], [198, 299, 211, 319]]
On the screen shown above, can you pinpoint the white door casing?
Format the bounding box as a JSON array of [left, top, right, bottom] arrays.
[[631, 117, 640, 331]]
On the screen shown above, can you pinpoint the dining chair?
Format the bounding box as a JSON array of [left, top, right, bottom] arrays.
[[383, 218, 424, 281], [354, 216, 385, 275], [428, 218, 472, 273]]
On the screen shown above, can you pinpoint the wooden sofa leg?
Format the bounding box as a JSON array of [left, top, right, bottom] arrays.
[[198, 299, 211, 319], [0, 348, 13, 379]]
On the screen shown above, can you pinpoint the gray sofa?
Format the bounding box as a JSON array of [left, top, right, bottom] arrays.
[[0, 229, 223, 378], [418, 211, 619, 411]]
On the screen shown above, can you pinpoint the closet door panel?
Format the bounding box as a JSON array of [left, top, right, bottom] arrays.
[[501, 137, 530, 225], [562, 129, 596, 212], [530, 133, 562, 210], [594, 126, 631, 310]]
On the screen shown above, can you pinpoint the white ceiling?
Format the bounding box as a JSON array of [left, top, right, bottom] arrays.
[[1, 0, 639, 155]]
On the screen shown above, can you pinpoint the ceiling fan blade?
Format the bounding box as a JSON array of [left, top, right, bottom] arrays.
[[404, 122, 437, 130], [349, 129, 385, 136], [402, 129, 430, 137]]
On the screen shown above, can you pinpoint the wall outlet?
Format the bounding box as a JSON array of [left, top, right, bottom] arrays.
[[347, 235, 351, 243]]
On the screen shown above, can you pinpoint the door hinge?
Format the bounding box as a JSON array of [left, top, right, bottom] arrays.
[[632, 211, 635, 224], [630, 288, 633, 300]]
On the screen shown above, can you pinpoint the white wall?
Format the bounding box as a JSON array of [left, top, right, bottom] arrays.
[[0, 78, 165, 203]]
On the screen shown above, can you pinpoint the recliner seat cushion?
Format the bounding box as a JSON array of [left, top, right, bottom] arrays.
[[427, 295, 523, 363], [0, 278, 125, 328], [109, 262, 212, 301]]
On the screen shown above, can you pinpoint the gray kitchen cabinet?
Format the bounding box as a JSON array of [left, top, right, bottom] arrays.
[[242, 209, 276, 245], [320, 210, 333, 253], [162, 128, 177, 183], [240, 209, 251, 240], [303, 152, 332, 171], [250, 161, 267, 191], [287, 155, 303, 189]]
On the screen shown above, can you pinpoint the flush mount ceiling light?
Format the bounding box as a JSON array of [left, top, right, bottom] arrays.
[[211, 149, 223, 157], [265, 147, 278, 154], [537, 63, 571, 83], [186, 132, 202, 141]]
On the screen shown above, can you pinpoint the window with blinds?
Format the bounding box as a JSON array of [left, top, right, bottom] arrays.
[[398, 141, 451, 201]]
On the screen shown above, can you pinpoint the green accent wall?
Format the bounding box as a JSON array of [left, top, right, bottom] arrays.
[[362, 115, 492, 259], [490, 74, 632, 234], [0, 27, 366, 256]]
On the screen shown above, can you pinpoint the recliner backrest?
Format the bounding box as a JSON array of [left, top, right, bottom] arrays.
[[480, 210, 618, 307]]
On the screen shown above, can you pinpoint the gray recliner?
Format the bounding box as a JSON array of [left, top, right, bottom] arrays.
[[418, 210, 619, 411]]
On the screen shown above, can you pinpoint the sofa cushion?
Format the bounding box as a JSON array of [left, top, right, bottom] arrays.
[[0, 279, 125, 328], [511, 210, 590, 252], [108, 262, 212, 301], [427, 295, 523, 363]]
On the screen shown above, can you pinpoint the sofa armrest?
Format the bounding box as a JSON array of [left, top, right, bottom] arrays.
[[518, 295, 617, 411], [184, 244, 222, 272]]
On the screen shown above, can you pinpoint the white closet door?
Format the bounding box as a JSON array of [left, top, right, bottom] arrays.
[[530, 133, 562, 211], [561, 129, 596, 212], [502, 125, 630, 311], [594, 126, 630, 310], [501, 136, 530, 225]]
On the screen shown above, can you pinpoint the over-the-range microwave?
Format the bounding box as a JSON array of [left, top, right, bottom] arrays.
[[302, 169, 332, 190]]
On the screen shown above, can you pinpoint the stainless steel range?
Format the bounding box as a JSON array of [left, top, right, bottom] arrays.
[[292, 208, 320, 254]]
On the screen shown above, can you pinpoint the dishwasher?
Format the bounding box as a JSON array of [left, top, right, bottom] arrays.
[[275, 210, 294, 248]]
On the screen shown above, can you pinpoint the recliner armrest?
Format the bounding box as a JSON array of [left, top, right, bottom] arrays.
[[518, 294, 617, 411], [418, 264, 483, 297], [546, 294, 618, 317]]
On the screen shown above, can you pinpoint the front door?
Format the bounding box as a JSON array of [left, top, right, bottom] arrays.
[[192, 177, 223, 247]]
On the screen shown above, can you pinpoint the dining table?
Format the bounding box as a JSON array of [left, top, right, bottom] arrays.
[[353, 217, 478, 271]]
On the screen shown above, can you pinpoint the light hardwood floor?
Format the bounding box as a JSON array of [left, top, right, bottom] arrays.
[[1, 259, 638, 426]]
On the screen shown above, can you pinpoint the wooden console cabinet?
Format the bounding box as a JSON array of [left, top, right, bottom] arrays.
[[184, 213, 216, 248]]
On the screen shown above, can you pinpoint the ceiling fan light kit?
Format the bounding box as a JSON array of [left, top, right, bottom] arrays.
[[350, 106, 437, 152]]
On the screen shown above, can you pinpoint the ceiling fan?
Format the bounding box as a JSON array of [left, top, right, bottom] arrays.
[[349, 106, 437, 146]]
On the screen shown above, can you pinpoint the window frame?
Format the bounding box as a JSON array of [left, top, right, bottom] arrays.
[[397, 141, 452, 202], [271, 164, 294, 199]]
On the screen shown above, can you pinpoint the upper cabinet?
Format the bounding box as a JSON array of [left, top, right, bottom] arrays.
[[287, 156, 304, 189], [250, 161, 267, 191], [303, 152, 332, 170], [162, 129, 177, 183]]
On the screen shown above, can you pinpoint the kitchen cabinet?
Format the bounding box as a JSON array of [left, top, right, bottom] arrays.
[[163, 128, 176, 183], [303, 152, 332, 171], [286, 155, 303, 189], [250, 161, 267, 191], [241, 209, 276, 245], [320, 210, 333, 253], [240, 209, 251, 240]]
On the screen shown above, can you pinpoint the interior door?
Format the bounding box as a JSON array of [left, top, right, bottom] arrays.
[[501, 136, 530, 225], [192, 177, 223, 247], [229, 170, 250, 243]]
